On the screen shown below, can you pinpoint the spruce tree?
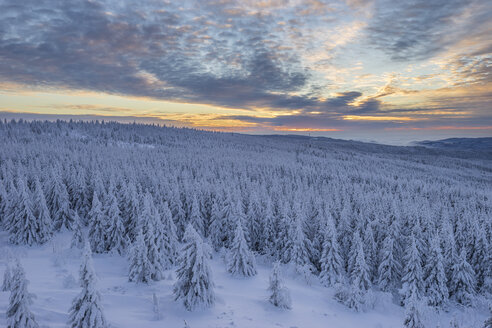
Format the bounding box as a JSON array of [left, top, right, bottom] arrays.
[[319, 215, 344, 287], [68, 243, 108, 328], [441, 220, 457, 285], [71, 212, 85, 249], [285, 208, 311, 272], [246, 191, 263, 252], [140, 193, 167, 280], [7, 261, 39, 328], [400, 235, 424, 306], [349, 231, 371, 292], [32, 178, 52, 243], [0, 179, 7, 225], [128, 229, 153, 283], [8, 177, 39, 245], [378, 233, 401, 292], [342, 282, 364, 312], [160, 202, 178, 268], [3, 177, 18, 232], [121, 181, 140, 242], [48, 171, 73, 231], [189, 193, 204, 236], [227, 221, 257, 277], [268, 261, 291, 309], [208, 197, 223, 251], [263, 197, 277, 257], [173, 224, 215, 311], [363, 222, 377, 282], [88, 192, 107, 253], [424, 234, 448, 308], [2, 262, 13, 291], [472, 228, 488, 292], [105, 192, 128, 254], [450, 248, 476, 306], [403, 293, 425, 328]]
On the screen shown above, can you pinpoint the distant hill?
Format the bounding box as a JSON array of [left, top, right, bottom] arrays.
[[415, 137, 492, 151]]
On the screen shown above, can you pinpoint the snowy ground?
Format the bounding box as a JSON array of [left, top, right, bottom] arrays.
[[0, 232, 487, 328]]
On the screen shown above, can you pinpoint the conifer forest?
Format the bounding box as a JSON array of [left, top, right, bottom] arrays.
[[0, 120, 491, 328]]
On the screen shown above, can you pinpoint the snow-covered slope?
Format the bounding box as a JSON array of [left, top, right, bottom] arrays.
[[0, 232, 487, 328], [0, 120, 490, 328], [415, 137, 492, 152]]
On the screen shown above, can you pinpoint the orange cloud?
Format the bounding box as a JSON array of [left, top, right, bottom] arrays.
[[343, 115, 421, 121], [386, 126, 492, 131], [272, 127, 342, 132]]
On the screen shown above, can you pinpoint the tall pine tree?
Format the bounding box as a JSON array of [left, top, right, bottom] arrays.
[[68, 243, 108, 328], [450, 248, 476, 306], [7, 261, 39, 328], [8, 177, 39, 245], [227, 221, 257, 277], [424, 234, 448, 308], [173, 224, 215, 311], [128, 228, 153, 283], [319, 215, 344, 287]]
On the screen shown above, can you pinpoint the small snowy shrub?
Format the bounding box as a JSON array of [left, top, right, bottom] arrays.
[[268, 262, 292, 309]]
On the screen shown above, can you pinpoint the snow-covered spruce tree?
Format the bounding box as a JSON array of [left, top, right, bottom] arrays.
[[349, 231, 371, 292], [363, 222, 377, 282], [128, 228, 153, 283], [268, 261, 291, 309], [7, 261, 39, 328], [121, 180, 140, 242], [0, 178, 8, 226], [450, 248, 476, 306], [403, 293, 425, 328], [67, 169, 87, 220], [2, 177, 18, 232], [105, 192, 129, 255], [378, 233, 401, 292], [32, 178, 52, 244], [472, 227, 489, 292], [319, 214, 344, 287], [340, 281, 365, 312], [160, 201, 178, 268], [173, 224, 215, 311], [71, 211, 85, 249], [221, 195, 244, 249], [246, 190, 264, 252], [8, 177, 40, 246], [189, 193, 204, 236], [208, 197, 223, 251], [68, 242, 108, 328], [88, 192, 107, 253], [140, 192, 167, 280], [227, 221, 257, 277], [2, 262, 13, 291], [284, 206, 311, 273], [263, 197, 277, 257], [424, 234, 448, 308], [47, 170, 73, 231], [400, 235, 424, 306], [441, 220, 457, 285]]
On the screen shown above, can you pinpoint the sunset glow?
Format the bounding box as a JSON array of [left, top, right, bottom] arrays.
[[0, 0, 490, 143]]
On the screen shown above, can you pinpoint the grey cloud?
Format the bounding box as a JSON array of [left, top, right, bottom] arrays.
[[368, 0, 490, 61], [0, 0, 324, 111]]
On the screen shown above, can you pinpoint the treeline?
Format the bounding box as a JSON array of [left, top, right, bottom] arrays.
[[0, 120, 491, 327]]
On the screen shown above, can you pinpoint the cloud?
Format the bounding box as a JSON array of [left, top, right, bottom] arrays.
[[0, 0, 490, 138], [367, 0, 491, 61]]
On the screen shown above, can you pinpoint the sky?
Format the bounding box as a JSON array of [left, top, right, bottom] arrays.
[[0, 0, 491, 144]]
